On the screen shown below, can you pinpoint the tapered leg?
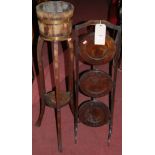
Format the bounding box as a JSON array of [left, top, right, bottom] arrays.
[[108, 28, 121, 143], [74, 35, 81, 143], [32, 59, 35, 82], [67, 38, 74, 114], [67, 38, 78, 143], [108, 61, 113, 143], [74, 70, 78, 144], [55, 109, 62, 152], [108, 60, 118, 144], [53, 41, 62, 152], [35, 36, 46, 127], [35, 98, 46, 127]]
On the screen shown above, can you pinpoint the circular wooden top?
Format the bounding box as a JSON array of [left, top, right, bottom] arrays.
[[79, 70, 113, 98], [79, 100, 111, 127], [79, 34, 116, 65]]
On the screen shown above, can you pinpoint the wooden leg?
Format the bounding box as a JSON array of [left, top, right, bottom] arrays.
[[118, 49, 122, 70], [55, 109, 62, 152], [108, 61, 113, 143], [35, 36, 46, 127], [108, 60, 118, 144], [67, 38, 74, 114], [108, 31, 121, 142], [32, 60, 35, 82], [67, 38, 78, 143], [53, 41, 62, 152], [35, 98, 46, 127], [74, 37, 80, 143]]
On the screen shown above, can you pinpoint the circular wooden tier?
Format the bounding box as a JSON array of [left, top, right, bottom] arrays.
[[36, 1, 74, 41], [78, 100, 111, 127], [79, 33, 116, 65], [43, 91, 72, 109], [79, 70, 113, 98]]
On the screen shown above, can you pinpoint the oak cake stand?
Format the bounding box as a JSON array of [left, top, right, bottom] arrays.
[[74, 20, 121, 143]]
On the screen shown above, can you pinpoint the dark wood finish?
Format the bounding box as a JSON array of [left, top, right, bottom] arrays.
[[52, 41, 62, 152], [35, 36, 46, 127], [75, 20, 121, 31], [74, 20, 121, 144], [67, 38, 78, 143], [36, 37, 75, 152], [44, 91, 71, 108], [67, 38, 74, 113], [79, 34, 116, 65], [79, 100, 111, 127], [108, 28, 122, 143], [35, 1, 75, 152], [74, 30, 80, 144], [79, 70, 113, 98]]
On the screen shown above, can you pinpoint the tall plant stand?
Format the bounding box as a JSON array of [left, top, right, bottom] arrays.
[[35, 1, 75, 152]]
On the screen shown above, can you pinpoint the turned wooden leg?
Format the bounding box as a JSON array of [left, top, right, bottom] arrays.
[[53, 41, 62, 152], [35, 36, 46, 127]]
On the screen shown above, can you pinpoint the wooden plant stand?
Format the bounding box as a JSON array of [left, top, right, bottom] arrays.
[[35, 1, 75, 152]]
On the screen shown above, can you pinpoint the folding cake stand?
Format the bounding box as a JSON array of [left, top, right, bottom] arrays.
[[74, 20, 121, 143]]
